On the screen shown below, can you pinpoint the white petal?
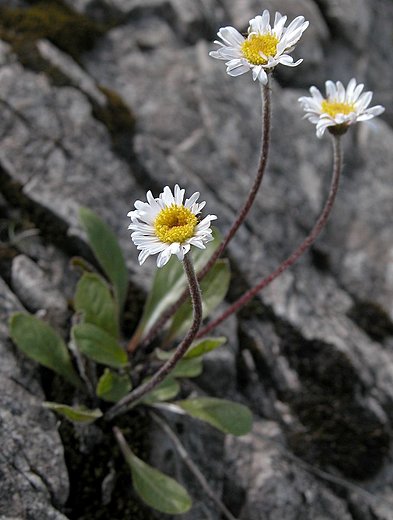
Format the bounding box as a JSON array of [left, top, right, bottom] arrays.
[[227, 61, 251, 77], [273, 13, 287, 38], [325, 80, 336, 99], [253, 66, 268, 84], [161, 186, 175, 206], [250, 11, 270, 34], [357, 105, 385, 120], [352, 83, 365, 102], [345, 78, 357, 102], [192, 200, 206, 214], [192, 241, 207, 250], [284, 15, 305, 34], [138, 249, 151, 265], [157, 248, 173, 268], [185, 191, 200, 208], [309, 86, 323, 101], [174, 184, 185, 205], [336, 81, 346, 102], [365, 105, 385, 116], [209, 50, 227, 60], [356, 91, 372, 111], [217, 26, 244, 47], [211, 47, 243, 60]]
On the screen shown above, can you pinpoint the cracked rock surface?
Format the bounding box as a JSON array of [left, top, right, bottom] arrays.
[[1, 0, 392, 518]]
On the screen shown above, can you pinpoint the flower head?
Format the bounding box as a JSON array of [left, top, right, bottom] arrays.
[[128, 185, 217, 268], [298, 79, 385, 138], [209, 10, 309, 84]]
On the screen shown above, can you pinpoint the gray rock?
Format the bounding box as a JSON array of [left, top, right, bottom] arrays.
[[317, 0, 371, 48], [1, 0, 393, 517], [37, 39, 107, 106], [11, 254, 69, 330], [367, 0, 393, 125], [11, 235, 79, 303], [0, 278, 70, 519], [225, 420, 353, 519], [0, 42, 145, 286]]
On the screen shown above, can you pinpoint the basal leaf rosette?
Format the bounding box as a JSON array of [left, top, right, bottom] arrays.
[[128, 185, 217, 268], [298, 78, 385, 138], [209, 10, 309, 84]]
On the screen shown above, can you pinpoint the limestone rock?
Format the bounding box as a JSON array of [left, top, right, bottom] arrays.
[[225, 420, 354, 519], [11, 254, 69, 330], [0, 278, 70, 519], [37, 39, 106, 106], [1, 0, 392, 517]]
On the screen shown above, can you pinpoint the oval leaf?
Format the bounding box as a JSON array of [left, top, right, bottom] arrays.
[[142, 378, 180, 404], [171, 358, 203, 378], [154, 352, 203, 378], [96, 368, 132, 402], [79, 207, 128, 311], [166, 259, 230, 342], [184, 337, 226, 359], [134, 228, 222, 341], [44, 402, 102, 423], [72, 323, 127, 368], [115, 429, 191, 515], [9, 313, 80, 387], [74, 272, 119, 338], [175, 397, 253, 436]]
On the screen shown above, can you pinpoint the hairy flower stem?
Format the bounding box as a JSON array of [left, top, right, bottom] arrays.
[[106, 255, 202, 420], [196, 134, 343, 338], [130, 78, 272, 353]]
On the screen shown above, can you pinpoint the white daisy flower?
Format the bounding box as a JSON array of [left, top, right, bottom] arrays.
[[128, 185, 217, 268], [298, 78, 385, 138], [209, 10, 309, 84]]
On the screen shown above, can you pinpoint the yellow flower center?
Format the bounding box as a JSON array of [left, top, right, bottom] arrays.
[[154, 205, 198, 243], [241, 33, 279, 65], [321, 100, 355, 118]]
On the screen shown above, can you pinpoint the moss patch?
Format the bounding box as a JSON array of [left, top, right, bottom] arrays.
[[347, 300, 393, 342], [288, 394, 390, 480], [93, 87, 136, 160], [276, 321, 390, 480], [0, 0, 105, 63]]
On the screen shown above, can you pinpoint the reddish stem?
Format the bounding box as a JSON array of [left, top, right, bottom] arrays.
[[196, 134, 343, 338]]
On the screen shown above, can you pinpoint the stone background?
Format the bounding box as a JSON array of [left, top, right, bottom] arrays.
[[0, 0, 392, 519]]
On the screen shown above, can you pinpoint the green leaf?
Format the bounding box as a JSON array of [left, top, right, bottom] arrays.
[[166, 259, 230, 342], [74, 273, 119, 338], [96, 368, 132, 402], [44, 402, 102, 423], [155, 337, 226, 362], [175, 397, 253, 436], [9, 313, 81, 387], [72, 323, 127, 368], [184, 337, 226, 359], [171, 358, 203, 378], [79, 207, 128, 311], [142, 378, 180, 404], [116, 431, 191, 514], [134, 228, 222, 341], [153, 350, 204, 378]]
